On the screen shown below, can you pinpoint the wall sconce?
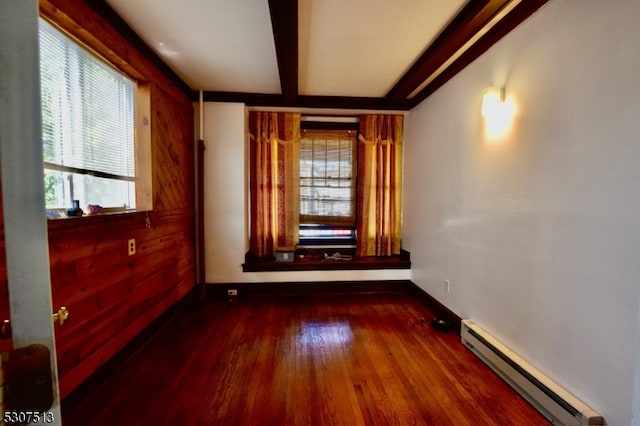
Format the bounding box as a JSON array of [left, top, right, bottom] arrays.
[[481, 86, 505, 117], [481, 86, 515, 140]]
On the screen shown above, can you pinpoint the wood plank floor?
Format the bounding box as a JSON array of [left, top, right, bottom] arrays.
[[62, 291, 550, 426]]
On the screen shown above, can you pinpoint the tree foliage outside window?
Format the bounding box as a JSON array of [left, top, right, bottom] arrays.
[[39, 18, 136, 210]]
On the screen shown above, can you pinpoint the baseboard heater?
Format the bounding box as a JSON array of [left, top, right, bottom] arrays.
[[461, 319, 604, 425]]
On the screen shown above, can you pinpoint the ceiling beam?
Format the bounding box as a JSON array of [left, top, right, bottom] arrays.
[[200, 91, 408, 111], [407, 0, 549, 108], [202, 91, 285, 106], [385, 0, 512, 106], [268, 0, 298, 106]]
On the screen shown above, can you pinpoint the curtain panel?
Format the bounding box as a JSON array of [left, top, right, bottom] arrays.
[[248, 112, 300, 257], [357, 115, 403, 256]]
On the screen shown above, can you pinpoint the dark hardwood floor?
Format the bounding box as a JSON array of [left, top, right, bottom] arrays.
[[62, 290, 550, 426]]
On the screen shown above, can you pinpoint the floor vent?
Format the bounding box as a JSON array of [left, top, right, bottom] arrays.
[[461, 319, 604, 426]]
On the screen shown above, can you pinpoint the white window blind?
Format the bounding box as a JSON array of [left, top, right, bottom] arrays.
[[300, 129, 356, 225], [39, 18, 137, 209]]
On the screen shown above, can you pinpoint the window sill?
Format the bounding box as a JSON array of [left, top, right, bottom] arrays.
[[242, 249, 411, 272], [46, 210, 150, 232]]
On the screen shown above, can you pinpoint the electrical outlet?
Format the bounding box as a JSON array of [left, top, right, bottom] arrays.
[[444, 280, 451, 293], [227, 289, 238, 296], [128, 238, 136, 256]]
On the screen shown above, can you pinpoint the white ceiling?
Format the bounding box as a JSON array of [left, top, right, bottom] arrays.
[[101, 0, 547, 109], [298, 0, 465, 97], [105, 0, 466, 97], [105, 0, 281, 94]]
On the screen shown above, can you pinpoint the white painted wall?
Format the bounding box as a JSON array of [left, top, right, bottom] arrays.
[[200, 102, 411, 283], [199, 102, 246, 283], [403, 2, 640, 425]]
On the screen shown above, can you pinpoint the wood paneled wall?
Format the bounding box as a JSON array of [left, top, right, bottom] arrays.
[[49, 212, 194, 398], [37, 0, 195, 398]]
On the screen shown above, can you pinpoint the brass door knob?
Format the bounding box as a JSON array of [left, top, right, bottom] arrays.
[[0, 307, 69, 339], [52, 306, 69, 326]]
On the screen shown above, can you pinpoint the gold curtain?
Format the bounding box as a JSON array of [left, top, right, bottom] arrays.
[[356, 115, 403, 256], [248, 112, 300, 257]]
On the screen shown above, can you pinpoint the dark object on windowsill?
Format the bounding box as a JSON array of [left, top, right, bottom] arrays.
[[87, 204, 104, 215], [66, 200, 83, 217], [431, 317, 452, 332]]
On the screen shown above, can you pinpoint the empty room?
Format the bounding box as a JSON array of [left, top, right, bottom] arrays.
[[1, 0, 639, 425]]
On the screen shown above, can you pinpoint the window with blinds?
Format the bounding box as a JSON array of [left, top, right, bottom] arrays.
[[299, 129, 356, 226], [39, 18, 139, 211]]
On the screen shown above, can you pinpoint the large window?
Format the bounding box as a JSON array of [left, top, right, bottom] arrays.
[[299, 124, 357, 245], [39, 18, 151, 213], [299, 128, 356, 226]]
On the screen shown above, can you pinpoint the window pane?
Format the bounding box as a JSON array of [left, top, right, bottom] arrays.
[[44, 169, 68, 208], [326, 178, 341, 188], [299, 129, 356, 225], [77, 174, 135, 208], [44, 169, 135, 210], [39, 18, 137, 209]]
